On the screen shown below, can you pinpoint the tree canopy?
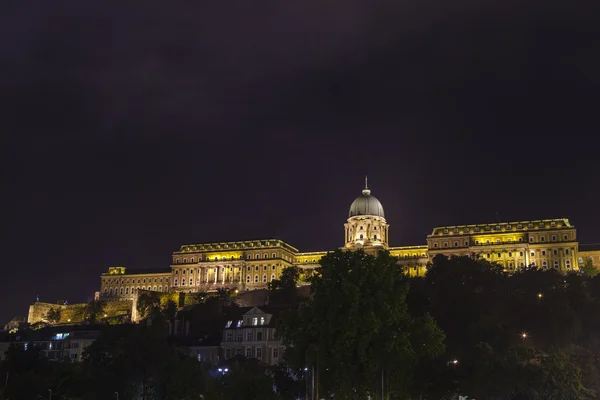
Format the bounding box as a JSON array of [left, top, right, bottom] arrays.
[[278, 249, 445, 399]]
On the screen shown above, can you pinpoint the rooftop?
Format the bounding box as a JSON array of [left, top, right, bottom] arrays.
[[177, 239, 299, 253], [430, 218, 573, 236]]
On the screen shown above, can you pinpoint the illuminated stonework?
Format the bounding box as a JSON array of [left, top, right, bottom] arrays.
[[99, 182, 588, 300]]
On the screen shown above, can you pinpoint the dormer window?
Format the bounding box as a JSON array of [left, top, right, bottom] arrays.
[[237, 320, 243, 328], [225, 320, 232, 328], [260, 316, 265, 325], [252, 317, 258, 326]]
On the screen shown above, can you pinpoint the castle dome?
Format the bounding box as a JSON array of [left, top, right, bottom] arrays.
[[348, 179, 385, 218]]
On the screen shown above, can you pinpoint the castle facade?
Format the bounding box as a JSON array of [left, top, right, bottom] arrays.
[[99, 182, 600, 300]]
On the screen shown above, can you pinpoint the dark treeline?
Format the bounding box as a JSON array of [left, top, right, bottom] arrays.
[[2, 251, 600, 399]]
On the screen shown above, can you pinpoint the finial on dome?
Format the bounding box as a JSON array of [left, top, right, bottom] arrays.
[[362, 175, 371, 196]]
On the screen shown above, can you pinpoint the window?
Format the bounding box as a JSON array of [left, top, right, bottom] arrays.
[[271, 274, 275, 281], [189, 278, 193, 285], [174, 278, 178, 285], [263, 253, 268, 259], [519, 237, 523, 242], [246, 348, 252, 357], [530, 251, 535, 257], [542, 250, 546, 256], [273, 348, 279, 358], [486, 240, 490, 244], [566, 260, 571, 269], [540, 236, 545, 242], [520, 262, 525, 267], [520, 252, 524, 257], [252, 317, 258, 326], [183, 258, 187, 263], [120, 288, 123, 294], [256, 348, 262, 359], [255, 254, 260, 259], [360, 234, 364, 239], [434, 243, 438, 248], [175, 270, 178, 275], [158, 286, 162, 292], [272, 252, 276, 258], [529, 237, 534, 242], [454, 241, 458, 247], [263, 265, 267, 270], [566, 249, 570, 255], [175, 259, 180, 264], [464, 241, 469, 246], [183, 269, 186, 274], [272, 265, 276, 270], [486, 254, 490, 259], [497, 253, 501, 258], [247, 254, 251, 260], [257, 331, 263, 341], [553, 249, 558, 255], [255, 266, 259, 271], [554, 260, 559, 268], [475, 240, 479, 245], [125, 287, 129, 294], [263, 274, 267, 282], [552, 235, 557, 241], [496, 239, 500, 244], [260, 316, 265, 325], [246, 331, 253, 341], [508, 252, 512, 257], [563, 234, 568, 240], [247, 266, 251, 272], [542, 261, 548, 268], [254, 275, 259, 283], [226, 332, 232, 341], [246, 276, 251, 283], [374, 235, 378, 240], [190, 257, 194, 263]]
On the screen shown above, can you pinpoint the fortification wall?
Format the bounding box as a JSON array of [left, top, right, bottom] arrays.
[[27, 300, 133, 325]]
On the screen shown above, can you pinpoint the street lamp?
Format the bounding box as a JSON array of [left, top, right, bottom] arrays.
[[114, 392, 119, 400], [48, 389, 52, 400], [537, 293, 543, 299], [521, 332, 528, 339]]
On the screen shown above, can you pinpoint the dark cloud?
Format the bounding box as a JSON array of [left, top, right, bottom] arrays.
[[1, 0, 599, 323]]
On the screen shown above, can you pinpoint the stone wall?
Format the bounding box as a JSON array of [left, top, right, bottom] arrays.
[[27, 300, 133, 325]]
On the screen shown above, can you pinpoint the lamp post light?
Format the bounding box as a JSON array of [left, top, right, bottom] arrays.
[[114, 392, 119, 400], [521, 332, 528, 340], [48, 389, 52, 400]]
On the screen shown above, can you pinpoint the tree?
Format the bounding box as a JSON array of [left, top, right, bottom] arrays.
[[208, 356, 278, 400], [4, 316, 25, 332], [580, 257, 598, 278], [83, 300, 106, 323], [45, 307, 61, 324], [268, 266, 300, 304], [278, 249, 445, 399]]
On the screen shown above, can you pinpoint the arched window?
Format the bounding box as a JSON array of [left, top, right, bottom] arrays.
[[190, 257, 194, 263], [125, 287, 129, 294], [255, 254, 260, 259], [175, 270, 179, 275], [159, 286, 162, 292], [183, 269, 186, 274], [153, 286, 157, 291], [374, 235, 378, 240], [175, 259, 180, 264], [109, 288, 113, 295], [359, 234, 364, 239], [120, 288, 123, 294], [142, 286, 146, 290], [183, 258, 187, 263]]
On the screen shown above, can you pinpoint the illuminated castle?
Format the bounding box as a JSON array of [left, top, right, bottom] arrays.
[[99, 180, 597, 300]]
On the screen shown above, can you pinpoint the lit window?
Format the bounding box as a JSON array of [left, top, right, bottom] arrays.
[[260, 316, 265, 325], [225, 320, 233, 328], [252, 317, 258, 326]]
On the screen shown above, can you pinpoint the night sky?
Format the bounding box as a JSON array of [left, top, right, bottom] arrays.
[[2, 0, 599, 324]]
